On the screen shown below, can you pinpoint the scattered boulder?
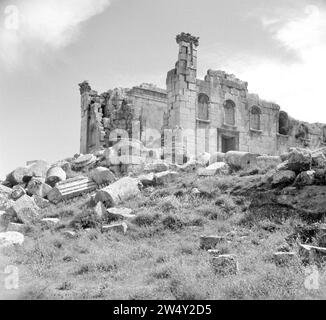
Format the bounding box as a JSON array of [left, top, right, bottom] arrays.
[[138, 173, 156, 187], [294, 170, 315, 187], [209, 152, 226, 165], [6, 167, 30, 186], [155, 171, 179, 185], [211, 254, 238, 276], [312, 151, 326, 168], [102, 222, 128, 234], [32, 195, 50, 209], [12, 195, 40, 224], [197, 153, 211, 167], [11, 185, 26, 200], [272, 170, 296, 187], [27, 178, 52, 198], [89, 167, 115, 186], [107, 207, 135, 221], [198, 162, 229, 176], [95, 177, 141, 208], [200, 235, 226, 250], [225, 151, 259, 171], [0, 231, 24, 248], [287, 148, 312, 173], [46, 166, 67, 187], [144, 161, 169, 173], [257, 156, 282, 171]]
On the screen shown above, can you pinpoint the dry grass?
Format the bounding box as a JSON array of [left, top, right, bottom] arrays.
[[2, 172, 326, 300]]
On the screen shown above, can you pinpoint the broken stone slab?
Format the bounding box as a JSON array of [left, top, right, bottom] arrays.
[[225, 151, 259, 171], [94, 177, 141, 208], [47, 176, 97, 204], [138, 173, 156, 187], [294, 170, 315, 187], [273, 252, 297, 265], [0, 231, 24, 248], [107, 207, 135, 221], [197, 152, 211, 167], [12, 195, 40, 224], [10, 185, 26, 200], [89, 167, 115, 186], [209, 152, 226, 165], [271, 170, 296, 187], [257, 156, 282, 171], [72, 154, 97, 170], [41, 218, 60, 226], [154, 171, 179, 185], [200, 236, 227, 250], [198, 162, 229, 176], [27, 178, 52, 198], [287, 148, 312, 173], [102, 222, 128, 234], [6, 222, 25, 233], [144, 161, 169, 173], [46, 166, 67, 187], [211, 254, 238, 276], [32, 195, 50, 209]]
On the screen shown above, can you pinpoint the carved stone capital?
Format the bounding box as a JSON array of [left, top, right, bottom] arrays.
[[79, 81, 92, 95], [176, 32, 199, 47]]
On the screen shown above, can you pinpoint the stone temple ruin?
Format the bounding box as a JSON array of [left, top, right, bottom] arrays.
[[79, 32, 326, 163]]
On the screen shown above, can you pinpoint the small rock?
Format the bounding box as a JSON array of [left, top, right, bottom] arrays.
[[191, 188, 201, 196], [89, 167, 115, 186], [94, 202, 107, 220], [102, 222, 128, 234], [41, 218, 60, 226], [62, 230, 77, 239], [200, 235, 226, 250], [211, 254, 238, 276], [294, 170, 315, 187], [107, 207, 135, 221], [0, 231, 24, 248], [198, 162, 229, 176], [155, 171, 179, 185], [11, 185, 26, 200]]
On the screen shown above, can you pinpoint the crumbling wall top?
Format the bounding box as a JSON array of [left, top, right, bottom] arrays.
[[176, 32, 199, 47]]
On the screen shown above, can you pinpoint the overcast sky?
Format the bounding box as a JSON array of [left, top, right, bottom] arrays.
[[0, 0, 326, 178]]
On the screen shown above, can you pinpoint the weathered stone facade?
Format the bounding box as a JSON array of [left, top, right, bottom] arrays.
[[80, 33, 326, 160]]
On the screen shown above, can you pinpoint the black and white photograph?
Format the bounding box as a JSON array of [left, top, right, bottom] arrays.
[[0, 0, 326, 304]]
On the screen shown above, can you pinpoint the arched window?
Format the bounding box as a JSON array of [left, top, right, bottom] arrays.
[[198, 94, 209, 120], [224, 100, 235, 126], [279, 111, 289, 135], [250, 106, 261, 130]]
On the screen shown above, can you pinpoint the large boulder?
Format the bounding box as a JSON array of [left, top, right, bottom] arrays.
[[209, 152, 226, 165], [198, 162, 229, 176], [26, 178, 52, 198], [0, 186, 15, 211], [89, 167, 115, 186], [94, 177, 141, 208], [27, 160, 50, 179], [6, 167, 30, 186], [11, 195, 40, 223], [257, 156, 282, 171], [46, 166, 67, 187], [294, 170, 315, 187], [272, 170, 296, 187], [287, 148, 312, 173], [225, 151, 259, 171]]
